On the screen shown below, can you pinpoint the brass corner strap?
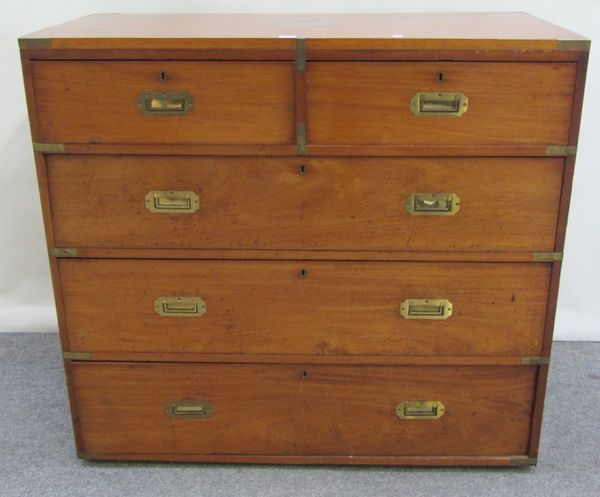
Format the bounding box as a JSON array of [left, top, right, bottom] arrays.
[[33, 143, 65, 153], [532, 252, 563, 262], [521, 356, 550, 366], [48, 248, 78, 257], [545, 145, 577, 156], [295, 37, 306, 71], [296, 122, 307, 155], [510, 457, 538, 466], [63, 351, 91, 360]]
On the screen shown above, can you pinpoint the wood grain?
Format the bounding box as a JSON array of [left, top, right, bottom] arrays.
[[46, 155, 563, 252], [31, 61, 295, 145], [59, 259, 550, 356], [307, 62, 575, 146], [71, 362, 536, 457]]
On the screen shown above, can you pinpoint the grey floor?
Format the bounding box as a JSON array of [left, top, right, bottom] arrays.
[[0, 334, 598, 497]]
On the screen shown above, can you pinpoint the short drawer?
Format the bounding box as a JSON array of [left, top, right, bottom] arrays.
[[307, 62, 575, 145], [59, 259, 550, 356], [31, 61, 294, 145], [70, 362, 535, 457], [46, 155, 563, 251]]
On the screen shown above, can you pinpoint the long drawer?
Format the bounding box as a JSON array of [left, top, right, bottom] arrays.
[[59, 259, 550, 356], [307, 62, 575, 145], [46, 155, 563, 251], [70, 362, 535, 457], [31, 61, 295, 145]]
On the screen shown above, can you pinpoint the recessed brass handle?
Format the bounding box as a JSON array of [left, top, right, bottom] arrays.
[[154, 296, 206, 317], [145, 191, 200, 213], [406, 193, 460, 216], [166, 401, 213, 418], [396, 401, 445, 419], [410, 92, 468, 116], [137, 91, 194, 114], [400, 299, 453, 320]]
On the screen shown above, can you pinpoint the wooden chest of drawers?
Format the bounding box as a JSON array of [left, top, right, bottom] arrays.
[[20, 13, 589, 466]]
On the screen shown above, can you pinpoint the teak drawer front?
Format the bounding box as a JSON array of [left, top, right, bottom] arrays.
[[307, 62, 575, 145], [31, 61, 294, 145], [47, 155, 563, 251], [70, 362, 535, 457], [60, 259, 550, 356]]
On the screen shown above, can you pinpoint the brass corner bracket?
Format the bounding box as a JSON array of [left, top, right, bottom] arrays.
[[556, 39, 591, 51], [532, 252, 563, 262], [510, 457, 538, 467], [48, 248, 78, 257], [521, 356, 550, 366], [78, 452, 104, 460], [33, 143, 65, 153], [63, 351, 91, 360], [19, 38, 51, 49], [545, 145, 577, 156]]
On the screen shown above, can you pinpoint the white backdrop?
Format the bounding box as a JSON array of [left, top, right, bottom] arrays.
[[1, 1, 598, 340]]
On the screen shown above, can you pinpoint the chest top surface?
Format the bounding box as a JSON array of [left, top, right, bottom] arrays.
[[19, 12, 587, 51]]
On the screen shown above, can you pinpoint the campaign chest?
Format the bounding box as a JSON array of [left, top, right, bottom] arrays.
[[19, 13, 589, 466]]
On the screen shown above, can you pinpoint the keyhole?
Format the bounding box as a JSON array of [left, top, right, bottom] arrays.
[[298, 164, 307, 175], [299, 268, 307, 279], [301, 370, 309, 379], [437, 71, 445, 82], [160, 71, 167, 82]]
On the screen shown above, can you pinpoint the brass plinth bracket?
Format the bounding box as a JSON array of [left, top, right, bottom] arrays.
[[510, 457, 538, 466]]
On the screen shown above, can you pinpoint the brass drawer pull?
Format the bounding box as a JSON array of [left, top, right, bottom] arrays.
[[396, 401, 445, 419], [137, 91, 194, 114], [406, 193, 460, 216], [154, 296, 206, 317], [145, 190, 200, 213], [166, 401, 213, 418], [400, 299, 453, 320], [410, 92, 468, 116]]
